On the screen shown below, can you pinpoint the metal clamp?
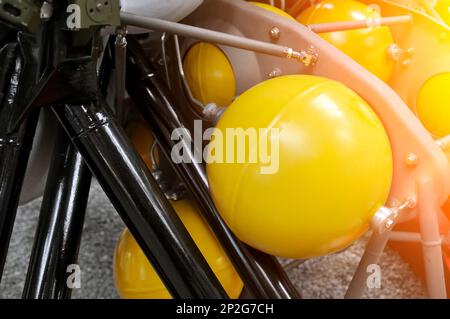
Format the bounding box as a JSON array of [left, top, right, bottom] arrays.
[[370, 196, 417, 234]]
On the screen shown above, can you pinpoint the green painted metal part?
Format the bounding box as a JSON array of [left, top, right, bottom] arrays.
[[0, 0, 40, 32], [69, 0, 120, 29], [0, 0, 120, 32]]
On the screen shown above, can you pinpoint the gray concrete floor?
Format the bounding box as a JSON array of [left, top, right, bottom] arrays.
[[0, 181, 426, 299]]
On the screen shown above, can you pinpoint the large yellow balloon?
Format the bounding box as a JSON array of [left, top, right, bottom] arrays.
[[416, 73, 450, 138], [297, 0, 395, 82], [249, 1, 296, 20], [207, 75, 393, 259], [435, 0, 450, 25], [114, 199, 244, 299], [183, 42, 236, 107]]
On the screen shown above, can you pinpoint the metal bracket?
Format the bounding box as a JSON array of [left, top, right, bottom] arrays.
[[0, 0, 40, 33], [370, 196, 417, 234], [66, 0, 121, 30]]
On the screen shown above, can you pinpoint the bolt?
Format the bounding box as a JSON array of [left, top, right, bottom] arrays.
[[269, 27, 281, 40], [387, 43, 403, 61], [385, 219, 395, 230], [168, 192, 180, 201], [288, 49, 318, 66], [115, 28, 128, 48], [405, 153, 419, 166], [40, 1, 53, 21], [269, 68, 282, 78], [405, 195, 417, 209], [96, 2, 103, 12], [406, 47, 415, 56]]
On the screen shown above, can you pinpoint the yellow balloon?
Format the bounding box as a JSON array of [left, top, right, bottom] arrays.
[[126, 121, 156, 169], [416, 73, 450, 138], [249, 1, 296, 20], [207, 75, 393, 259], [114, 199, 244, 299], [183, 42, 236, 107], [297, 0, 395, 82], [435, 0, 450, 25]]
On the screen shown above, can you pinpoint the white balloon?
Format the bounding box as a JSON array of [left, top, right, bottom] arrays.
[[121, 0, 204, 33]]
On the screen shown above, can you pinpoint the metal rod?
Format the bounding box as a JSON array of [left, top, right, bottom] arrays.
[[417, 178, 447, 299], [389, 231, 422, 243], [249, 249, 299, 298], [126, 37, 300, 299], [418, 0, 445, 23], [120, 12, 314, 65], [436, 134, 450, 151], [284, 259, 306, 272], [114, 28, 127, 124], [173, 35, 204, 115], [345, 231, 390, 299], [52, 100, 227, 299], [22, 123, 92, 299], [345, 198, 416, 298], [389, 231, 450, 246], [0, 43, 40, 281], [307, 15, 413, 33]]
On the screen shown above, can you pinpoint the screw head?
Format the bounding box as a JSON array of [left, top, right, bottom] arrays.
[[385, 219, 395, 230], [40, 1, 53, 21], [402, 59, 411, 67], [269, 68, 282, 78], [269, 27, 281, 40], [387, 43, 403, 61], [405, 153, 419, 166]]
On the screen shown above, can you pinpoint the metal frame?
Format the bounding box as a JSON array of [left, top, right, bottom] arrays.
[[22, 121, 91, 299], [0, 35, 40, 282], [125, 36, 300, 299], [0, 2, 229, 299], [52, 99, 227, 299], [1, 0, 445, 300], [346, 180, 448, 299]]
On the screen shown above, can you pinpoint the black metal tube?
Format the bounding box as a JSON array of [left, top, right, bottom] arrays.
[[249, 249, 299, 299], [22, 123, 92, 299], [0, 43, 40, 281], [52, 100, 227, 299], [114, 32, 127, 124], [126, 37, 300, 299]]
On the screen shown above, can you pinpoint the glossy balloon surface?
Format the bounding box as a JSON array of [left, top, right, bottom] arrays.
[[207, 75, 393, 259]]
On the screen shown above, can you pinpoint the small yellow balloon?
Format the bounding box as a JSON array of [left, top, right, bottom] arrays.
[[249, 1, 296, 20], [297, 0, 395, 82], [207, 75, 393, 259], [183, 43, 236, 107], [416, 73, 450, 138], [114, 199, 244, 299], [126, 121, 156, 169]]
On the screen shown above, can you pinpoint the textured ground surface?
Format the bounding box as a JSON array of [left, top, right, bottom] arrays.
[[0, 181, 426, 299]]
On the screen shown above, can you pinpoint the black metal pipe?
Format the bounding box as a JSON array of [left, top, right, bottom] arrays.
[[0, 43, 40, 281], [52, 100, 227, 299], [126, 37, 300, 299], [22, 122, 91, 299], [249, 249, 299, 299]]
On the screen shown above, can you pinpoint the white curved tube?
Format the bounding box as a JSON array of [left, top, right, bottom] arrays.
[[121, 0, 203, 22], [121, 0, 203, 33]]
